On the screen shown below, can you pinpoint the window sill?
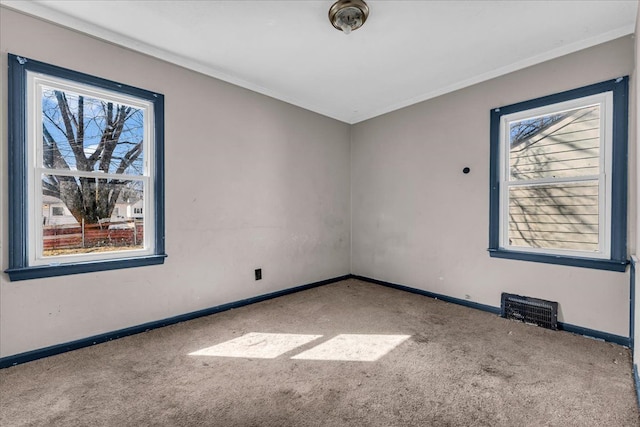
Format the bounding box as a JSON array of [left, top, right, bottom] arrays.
[[488, 249, 627, 272], [5, 254, 167, 281]]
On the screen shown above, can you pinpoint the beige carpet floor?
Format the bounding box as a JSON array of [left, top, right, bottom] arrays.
[[1, 279, 638, 426]]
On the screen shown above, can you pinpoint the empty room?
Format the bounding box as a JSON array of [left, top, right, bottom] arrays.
[[1, 1, 640, 425]]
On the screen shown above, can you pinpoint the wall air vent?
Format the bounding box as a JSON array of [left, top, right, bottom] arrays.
[[501, 293, 558, 330]]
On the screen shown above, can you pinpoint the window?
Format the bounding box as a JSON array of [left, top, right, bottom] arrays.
[[134, 208, 143, 215], [6, 54, 166, 281], [489, 77, 628, 271]]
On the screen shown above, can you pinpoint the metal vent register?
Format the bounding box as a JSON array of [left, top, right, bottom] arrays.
[[501, 293, 558, 330]]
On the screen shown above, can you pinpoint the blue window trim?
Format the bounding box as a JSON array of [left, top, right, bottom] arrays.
[[488, 77, 628, 272], [5, 54, 166, 281]]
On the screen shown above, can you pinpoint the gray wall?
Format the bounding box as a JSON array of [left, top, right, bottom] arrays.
[[0, 8, 351, 358], [351, 36, 635, 337]]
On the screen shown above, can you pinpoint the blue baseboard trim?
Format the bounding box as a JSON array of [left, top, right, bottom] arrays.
[[630, 257, 636, 353], [635, 364, 640, 410], [351, 275, 501, 315], [0, 274, 350, 369], [557, 322, 629, 347], [351, 274, 630, 347]]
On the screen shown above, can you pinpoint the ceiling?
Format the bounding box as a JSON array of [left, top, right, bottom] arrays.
[[2, 1, 638, 124]]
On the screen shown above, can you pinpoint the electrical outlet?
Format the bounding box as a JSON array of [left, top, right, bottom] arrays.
[[255, 268, 262, 280]]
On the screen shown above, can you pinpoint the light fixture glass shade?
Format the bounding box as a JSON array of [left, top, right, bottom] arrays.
[[329, 0, 369, 34]]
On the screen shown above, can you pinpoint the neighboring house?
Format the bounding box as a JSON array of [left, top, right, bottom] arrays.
[[126, 199, 144, 220], [42, 195, 78, 226], [507, 106, 600, 251], [42, 194, 144, 226]]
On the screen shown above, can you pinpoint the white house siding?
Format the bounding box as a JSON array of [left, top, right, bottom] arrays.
[[508, 107, 601, 252]]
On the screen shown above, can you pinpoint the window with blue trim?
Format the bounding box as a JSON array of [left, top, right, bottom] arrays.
[[489, 77, 628, 272], [6, 54, 166, 281]]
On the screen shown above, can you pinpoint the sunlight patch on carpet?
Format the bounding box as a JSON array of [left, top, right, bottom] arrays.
[[189, 332, 322, 359], [291, 334, 411, 362]]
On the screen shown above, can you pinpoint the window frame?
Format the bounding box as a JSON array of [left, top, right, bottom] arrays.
[[499, 93, 612, 259], [6, 54, 166, 281], [489, 77, 628, 272]]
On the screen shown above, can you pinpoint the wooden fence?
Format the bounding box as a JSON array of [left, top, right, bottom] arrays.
[[43, 221, 144, 250]]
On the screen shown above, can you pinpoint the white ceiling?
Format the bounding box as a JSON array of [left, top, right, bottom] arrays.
[[2, 1, 638, 124]]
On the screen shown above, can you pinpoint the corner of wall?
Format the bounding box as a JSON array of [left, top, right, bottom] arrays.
[[348, 124, 354, 274]]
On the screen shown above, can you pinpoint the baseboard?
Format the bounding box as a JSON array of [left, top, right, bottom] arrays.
[[351, 274, 630, 347], [630, 257, 636, 353], [635, 364, 640, 409], [351, 274, 501, 315], [557, 322, 629, 347], [0, 274, 350, 369]]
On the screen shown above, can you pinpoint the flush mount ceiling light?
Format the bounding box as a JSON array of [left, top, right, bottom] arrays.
[[329, 0, 369, 35]]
